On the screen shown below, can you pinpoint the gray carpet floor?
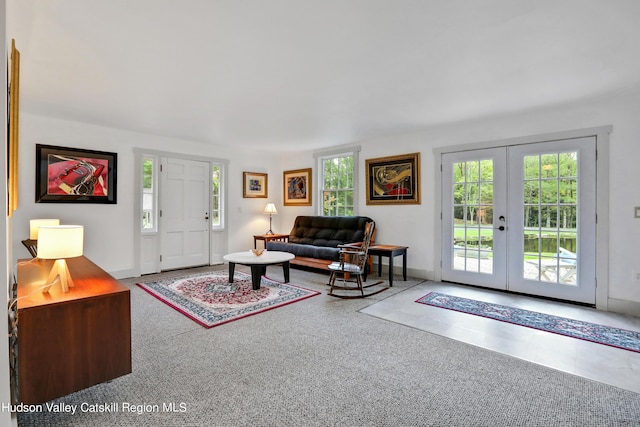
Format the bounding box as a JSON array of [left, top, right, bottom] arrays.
[[17, 266, 640, 426]]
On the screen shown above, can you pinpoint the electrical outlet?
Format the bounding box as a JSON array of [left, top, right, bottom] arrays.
[[635, 272, 640, 281]]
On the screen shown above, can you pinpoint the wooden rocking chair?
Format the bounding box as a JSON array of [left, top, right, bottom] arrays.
[[327, 221, 386, 298]]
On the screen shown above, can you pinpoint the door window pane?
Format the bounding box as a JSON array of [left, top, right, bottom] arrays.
[[211, 165, 222, 227], [452, 159, 494, 275], [142, 157, 156, 231], [522, 152, 578, 285]]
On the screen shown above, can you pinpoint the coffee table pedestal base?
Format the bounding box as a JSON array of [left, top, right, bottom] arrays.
[[228, 261, 291, 290]]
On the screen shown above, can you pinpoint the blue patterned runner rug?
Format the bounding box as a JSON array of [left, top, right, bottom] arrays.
[[416, 292, 640, 353], [137, 271, 319, 328]]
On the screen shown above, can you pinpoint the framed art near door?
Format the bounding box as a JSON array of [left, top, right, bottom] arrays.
[[35, 144, 117, 204], [365, 152, 420, 205], [243, 172, 268, 198]]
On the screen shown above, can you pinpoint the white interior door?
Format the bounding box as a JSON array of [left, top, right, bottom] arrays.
[[160, 157, 211, 270], [441, 137, 596, 304]]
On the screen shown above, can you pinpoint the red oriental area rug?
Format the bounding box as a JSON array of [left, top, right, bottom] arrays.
[[137, 271, 319, 328]]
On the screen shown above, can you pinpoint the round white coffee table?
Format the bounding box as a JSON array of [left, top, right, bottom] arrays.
[[223, 251, 295, 290]]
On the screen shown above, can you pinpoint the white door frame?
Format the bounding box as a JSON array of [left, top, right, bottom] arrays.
[[433, 126, 611, 310], [132, 148, 229, 276]]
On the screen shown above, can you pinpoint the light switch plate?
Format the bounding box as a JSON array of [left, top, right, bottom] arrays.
[[635, 207, 640, 218]]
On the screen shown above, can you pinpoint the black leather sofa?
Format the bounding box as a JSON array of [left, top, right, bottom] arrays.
[[266, 215, 374, 270]]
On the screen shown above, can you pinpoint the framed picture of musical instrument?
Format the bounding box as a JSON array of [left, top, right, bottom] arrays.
[[35, 144, 118, 203], [365, 152, 420, 205]]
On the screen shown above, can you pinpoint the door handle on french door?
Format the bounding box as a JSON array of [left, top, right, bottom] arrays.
[[496, 225, 505, 231]]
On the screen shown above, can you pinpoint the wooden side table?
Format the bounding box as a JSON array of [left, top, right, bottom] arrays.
[[367, 245, 408, 287], [253, 233, 289, 249]]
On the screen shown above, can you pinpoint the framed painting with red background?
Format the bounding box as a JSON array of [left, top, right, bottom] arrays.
[[35, 144, 117, 204]]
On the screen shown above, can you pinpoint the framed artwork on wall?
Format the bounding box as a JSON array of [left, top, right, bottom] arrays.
[[365, 152, 420, 205], [8, 39, 20, 216], [283, 168, 312, 206], [35, 144, 118, 204], [243, 172, 268, 198]]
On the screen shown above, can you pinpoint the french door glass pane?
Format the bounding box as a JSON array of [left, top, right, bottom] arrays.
[[522, 152, 578, 285], [452, 159, 494, 275]]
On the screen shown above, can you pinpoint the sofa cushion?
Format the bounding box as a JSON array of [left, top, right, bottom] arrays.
[[287, 216, 373, 247], [266, 242, 341, 261]]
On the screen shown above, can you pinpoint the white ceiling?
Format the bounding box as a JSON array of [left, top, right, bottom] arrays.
[[8, 0, 640, 152]]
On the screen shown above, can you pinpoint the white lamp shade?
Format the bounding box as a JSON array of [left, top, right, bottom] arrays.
[[263, 203, 278, 214], [37, 225, 84, 259], [29, 219, 60, 239]]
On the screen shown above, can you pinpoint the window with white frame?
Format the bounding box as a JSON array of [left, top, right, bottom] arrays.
[[317, 147, 360, 216], [142, 155, 157, 231], [211, 164, 223, 228]]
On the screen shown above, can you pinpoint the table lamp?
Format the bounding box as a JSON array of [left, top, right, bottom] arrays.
[[22, 219, 61, 257], [29, 218, 60, 239], [37, 225, 84, 293], [263, 203, 277, 235]]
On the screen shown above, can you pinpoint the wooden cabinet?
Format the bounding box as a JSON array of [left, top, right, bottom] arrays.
[[16, 256, 131, 404]]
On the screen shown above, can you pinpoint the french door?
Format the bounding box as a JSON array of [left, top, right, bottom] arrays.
[[441, 137, 596, 304], [442, 148, 508, 290]]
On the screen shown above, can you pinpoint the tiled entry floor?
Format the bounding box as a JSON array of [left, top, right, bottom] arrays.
[[361, 281, 640, 393]]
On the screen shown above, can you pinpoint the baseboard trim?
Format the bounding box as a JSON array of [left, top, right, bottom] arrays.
[[372, 263, 432, 281], [110, 268, 138, 280], [607, 297, 640, 317]]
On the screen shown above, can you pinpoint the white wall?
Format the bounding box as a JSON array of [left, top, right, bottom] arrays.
[[11, 85, 640, 315], [280, 87, 640, 314], [12, 113, 280, 277]]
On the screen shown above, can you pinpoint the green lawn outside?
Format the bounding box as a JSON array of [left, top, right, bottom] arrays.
[[453, 225, 572, 259], [453, 227, 576, 239]]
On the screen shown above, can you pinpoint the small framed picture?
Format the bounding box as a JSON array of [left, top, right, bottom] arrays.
[[35, 144, 117, 204], [365, 152, 420, 205], [283, 168, 312, 206], [243, 172, 268, 198]]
